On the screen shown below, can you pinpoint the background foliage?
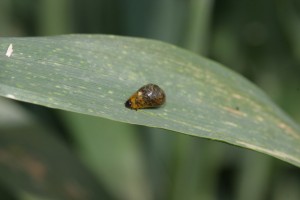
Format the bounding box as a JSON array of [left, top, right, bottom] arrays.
[[1, 0, 300, 199]]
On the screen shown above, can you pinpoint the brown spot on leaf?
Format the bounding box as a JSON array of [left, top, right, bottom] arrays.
[[277, 122, 300, 139], [222, 106, 246, 117]]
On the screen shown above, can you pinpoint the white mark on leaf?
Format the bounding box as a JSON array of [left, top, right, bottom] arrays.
[[6, 94, 16, 99], [5, 44, 13, 57]]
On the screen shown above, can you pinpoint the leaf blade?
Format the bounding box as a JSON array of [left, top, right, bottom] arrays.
[[0, 34, 300, 167]]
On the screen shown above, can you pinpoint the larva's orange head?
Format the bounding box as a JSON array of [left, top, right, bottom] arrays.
[[125, 92, 142, 110]]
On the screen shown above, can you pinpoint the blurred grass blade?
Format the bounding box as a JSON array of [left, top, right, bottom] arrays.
[[0, 98, 112, 200], [61, 112, 152, 200], [0, 35, 300, 167]]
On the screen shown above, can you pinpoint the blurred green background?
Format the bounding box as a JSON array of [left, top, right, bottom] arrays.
[[1, 0, 300, 199]]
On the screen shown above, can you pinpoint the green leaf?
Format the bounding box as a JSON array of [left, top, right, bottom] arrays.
[[0, 98, 112, 199], [0, 35, 300, 167], [61, 112, 152, 200]]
